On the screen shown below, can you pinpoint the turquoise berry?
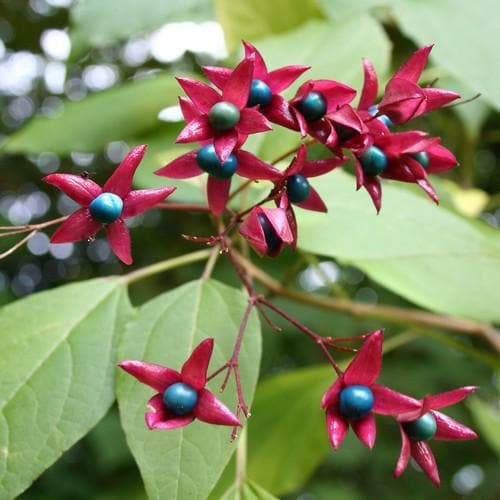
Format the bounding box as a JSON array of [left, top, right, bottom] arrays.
[[402, 412, 437, 441], [196, 144, 238, 179], [296, 91, 327, 121], [208, 101, 240, 130], [286, 174, 311, 203], [360, 145, 388, 176], [339, 385, 374, 420], [257, 213, 281, 256], [248, 79, 273, 107], [162, 382, 198, 416], [368, 105, 392, 128], [411, 151, 430, 168], [89, 192, 123, 224]]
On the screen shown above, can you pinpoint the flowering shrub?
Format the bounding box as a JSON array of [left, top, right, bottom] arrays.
[[0, 33, 494, 500]]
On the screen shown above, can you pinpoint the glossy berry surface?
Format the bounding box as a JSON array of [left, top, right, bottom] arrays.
[[360, 146, 388, 176], [411, 151, 430, 168], [257, 213, 281, 256], [296, 92, 327, 121], [208, 101, 240, 130], [286, 174, 311, 203], [368, 105, 392, 128], [248, 79, 273, 107], [196, 144, 238, 178], [339, 385, 374, 420], [403, 412, 437, 441], [89, 192, 123, 224], [162, 382, 198, 416]]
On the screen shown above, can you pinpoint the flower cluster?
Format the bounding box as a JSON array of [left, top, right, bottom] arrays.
[[43, 42, 459, 263], [158, 41, 459, 255], [321, 330, 477, 487]]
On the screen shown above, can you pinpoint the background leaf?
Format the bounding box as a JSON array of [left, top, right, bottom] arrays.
[[247, 365, 331, 495], [0, 278, 131, 498], [467, 396, 500, 457], [1, 73, 181, 155], [70, 0, 213, 56], [392, 0, 500, 111], [297, 171, 500, 323], [214, 0, 324, 52], [117, 279, 261, 500]]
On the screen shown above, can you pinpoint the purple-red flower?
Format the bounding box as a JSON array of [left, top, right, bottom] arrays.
[[290, 79, 356, 145], [43, 145, 175, 264], [378, 45, 460, 124], [175, 58, 272, 162], [155, 145, 281, 215], [203, 41, 309, 130], [321, 330, 420, 449], [352, 130, 457, 211], [118, 338, 240, 430], [394, 386, 478, 487], [239, 204, 294, 257]]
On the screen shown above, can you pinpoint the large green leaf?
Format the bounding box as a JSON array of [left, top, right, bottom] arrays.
[[297, 171, 500, 323], [248, 365, 331, 495], [391, 0, 500, 111], [117, 280, 261, 500], [220, 479, 279, 499], [467, 396, 500, 457], [70, 0, 212, 55], [0, 278, 131, 498], [255, 15, 391, 92], [1, 73, 180, 155], [214, 0, 324, 52]]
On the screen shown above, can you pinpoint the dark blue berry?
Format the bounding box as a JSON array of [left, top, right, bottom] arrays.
[[411, 151, 430, 168], [196, 145, 238, 179], [296, 92, 327, 121], [257, 213, 281, 256], [248, 79, 273, 107], [360, 145, 388, 176], [286, 174, 311, 203], [339, 385, 374, 420], [162, 382, 198, 416], [402, 412, 437, 441], [89, 192, 123, 224], [208, 101, 240, 130], [368, 105, 392, 128]]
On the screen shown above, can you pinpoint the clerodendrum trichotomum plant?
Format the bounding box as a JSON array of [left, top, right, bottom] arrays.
[[0, 41, 485, 498]]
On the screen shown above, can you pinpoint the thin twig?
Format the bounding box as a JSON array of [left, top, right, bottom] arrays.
[[0, 231, 37, 259], [237, 253, 500, 352], [200, 246, 220, 281]]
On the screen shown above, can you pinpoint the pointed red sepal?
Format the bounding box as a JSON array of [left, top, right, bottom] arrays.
[[118, 361, 181, 393], [343, 330, 384, 386], [43, 174, 101, 206], [180, 338, 214, 390], [194, 389, 241, 426]]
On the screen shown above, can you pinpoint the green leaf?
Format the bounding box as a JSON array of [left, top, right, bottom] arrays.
[[467, 396, 500, 457], [221, 479, 279, 499], [214, 0, 324, 52], [255, 16, 391, 92], [391, 0, 500, 111], [297, 170, 500, 323], [70, 0, 212, 55], [0, 278, 131, 498], [319, 0, 387, 20], [2, 73, 181, 155], [248, 365, 331, 495], [117, 280, 261, 500]]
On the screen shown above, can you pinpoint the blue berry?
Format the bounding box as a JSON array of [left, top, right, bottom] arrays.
[[248, 79, 273, 107], [257, 213, 281, 256], [89, 192, 123, 224], [360, 146, 388, 176], [411, 151, 430, 168], [286, 174, 311, 203], [208, 101, 240, 130], [368, 105, 392, 128], [402, 412, 437, 441], [339, 385, 374, 420], [196, 145, 238, 179], [296, 92, 327, 121], [162, 382, 198, 416]]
